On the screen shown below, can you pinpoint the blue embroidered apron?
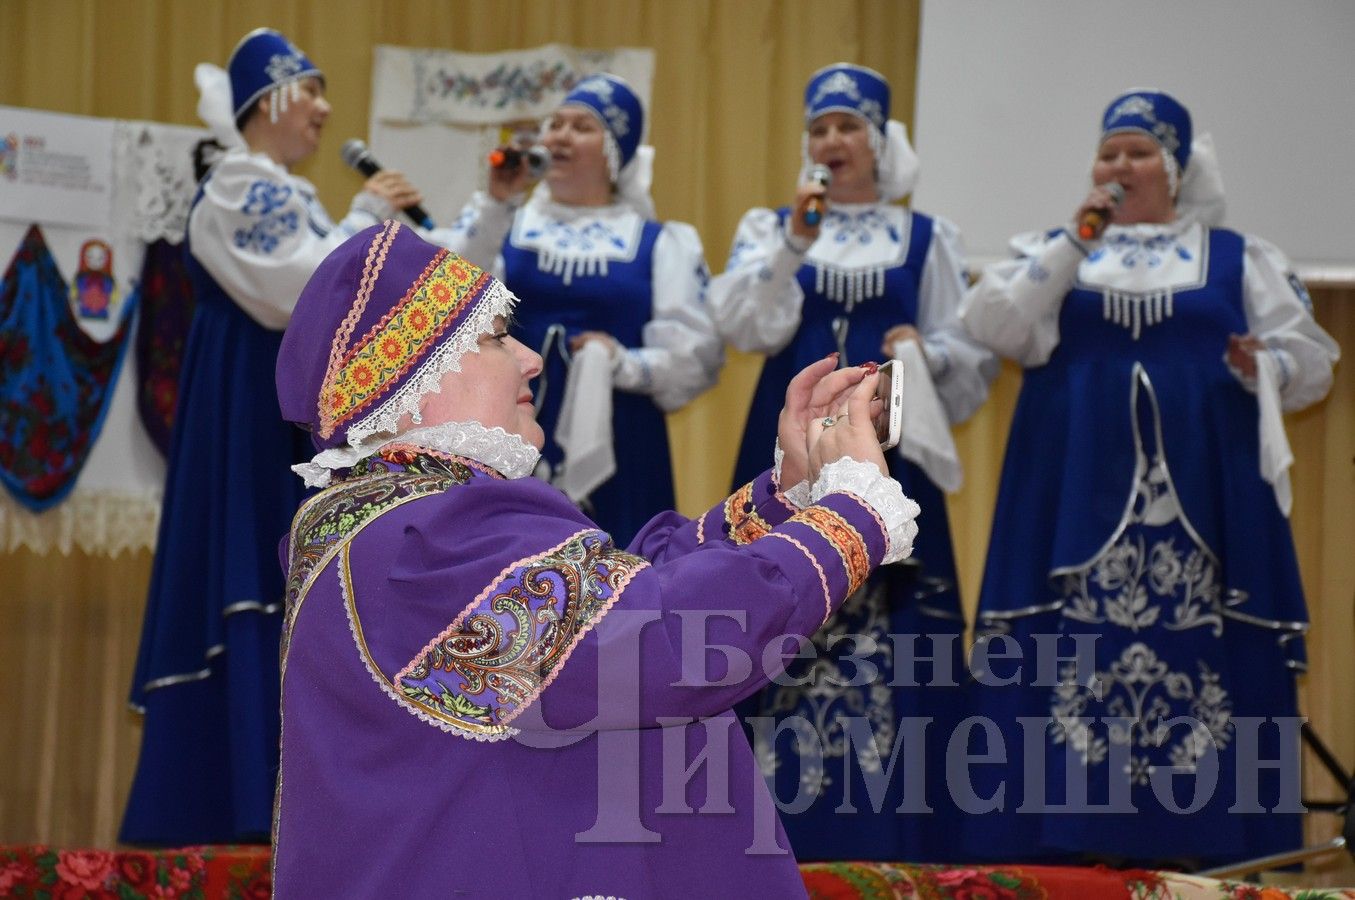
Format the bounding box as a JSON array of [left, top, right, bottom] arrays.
[[502, 208, 669, 548], [736, 207, 968, 863], [963, 227, 1305, 866]]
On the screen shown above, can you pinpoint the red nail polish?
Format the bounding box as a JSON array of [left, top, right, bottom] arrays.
[[860, 360, 879, 375]]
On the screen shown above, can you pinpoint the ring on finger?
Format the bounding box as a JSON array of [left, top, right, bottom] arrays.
[[821, 416, 836, 427]]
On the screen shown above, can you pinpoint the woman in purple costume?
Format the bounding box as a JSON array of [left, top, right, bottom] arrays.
[[271, 220, 922, 898]]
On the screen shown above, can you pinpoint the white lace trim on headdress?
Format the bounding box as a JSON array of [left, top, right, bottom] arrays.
[[194, 63, 246, 151], [341, 279, 518, 448], [799, 117, 919, 203], [293, 420, 541, 487]]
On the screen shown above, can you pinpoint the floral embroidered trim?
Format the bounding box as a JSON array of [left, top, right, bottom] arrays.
[[320, 243, 510, 440], [343, 278, 516, 447], [789, 504, 871, 596], [724, 481, 772, 545], [318, 219, 400, 429], [765, 532, 833, 622], [394, 529, 650, 732]]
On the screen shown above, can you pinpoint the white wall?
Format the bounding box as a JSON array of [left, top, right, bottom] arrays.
[[912, 0, 1355, 283]]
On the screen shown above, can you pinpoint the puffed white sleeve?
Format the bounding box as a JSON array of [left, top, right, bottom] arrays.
[[911, 215, 1000, 424], [705, 207, 809, 353], [423, 190, 519, 274], [612, 221, 724, 412], [1235, 236, 1340, 411], [959, 228, 1089, 367], [187, 154, 388, 330]]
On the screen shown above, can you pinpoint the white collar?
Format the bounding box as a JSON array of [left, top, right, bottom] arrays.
[[292, 420, 541, 487]]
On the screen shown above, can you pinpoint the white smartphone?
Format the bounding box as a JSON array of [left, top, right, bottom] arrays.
[[874, 360, 903, 451]]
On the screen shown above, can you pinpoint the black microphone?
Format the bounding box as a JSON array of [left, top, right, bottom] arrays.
[[803, 164, 832, 227], [488, 144, 549, 178], [1078, 182, 1124, 241], [340, 139, 435, 229]]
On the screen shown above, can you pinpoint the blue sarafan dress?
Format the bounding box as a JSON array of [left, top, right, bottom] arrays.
[[708, 201, 996, 862], [121, 148, 388, 844], [959, 221, 1339, 866], [444, 193, 722, 549]]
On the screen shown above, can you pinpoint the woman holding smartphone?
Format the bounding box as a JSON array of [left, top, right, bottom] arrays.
[[707, 63, 997, 863]]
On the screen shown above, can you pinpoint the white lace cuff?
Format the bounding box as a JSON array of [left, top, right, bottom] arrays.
[[772, 438, 812, 508], [811, 458, 920, 565]]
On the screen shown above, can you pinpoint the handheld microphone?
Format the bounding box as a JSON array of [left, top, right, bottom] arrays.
[[804, 164, 832, 227], [488, 144, 549, 178], [1077, 182, 1124, 241], [340, 139, 435, 229]]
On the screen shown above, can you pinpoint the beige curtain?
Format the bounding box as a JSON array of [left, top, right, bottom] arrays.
[[0, 3, 1349, 878]]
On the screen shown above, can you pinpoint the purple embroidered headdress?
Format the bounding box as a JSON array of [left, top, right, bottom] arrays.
[[277, 221, 518, 468]]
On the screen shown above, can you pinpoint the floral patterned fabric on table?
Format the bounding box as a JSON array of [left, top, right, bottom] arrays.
[[2, 847, 1350, 899]]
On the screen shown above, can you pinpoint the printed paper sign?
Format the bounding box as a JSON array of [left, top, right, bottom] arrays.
[[0, 105, 115, 230]]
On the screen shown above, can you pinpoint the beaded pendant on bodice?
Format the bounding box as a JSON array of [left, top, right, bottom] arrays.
[[510, 201, 645, 286], [1075, 221, 1208, 340]]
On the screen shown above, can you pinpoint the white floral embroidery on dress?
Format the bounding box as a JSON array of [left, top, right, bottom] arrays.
[[512, 201, 645, 286], [1047, 367, 1237, 782], [1050, 643, 1233, 781], [756, 580, 895, 794], [805, 205, 911, 310], [1075, 221, 1208, 340]]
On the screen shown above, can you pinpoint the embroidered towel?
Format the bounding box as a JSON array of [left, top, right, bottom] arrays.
[[894, 339, 962, 493], [1254, 350, 1293, 516], [552, 339, 615, 502]]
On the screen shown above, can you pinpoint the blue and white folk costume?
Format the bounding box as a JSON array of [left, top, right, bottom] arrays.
[[442, 75, 722, 547], [122, 29, 401, 844], [707, 64, 997, 863], [958, 90, 1340, 867]]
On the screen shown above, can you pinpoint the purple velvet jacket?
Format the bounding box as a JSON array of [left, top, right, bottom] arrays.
[[272, 448, 888, 898]]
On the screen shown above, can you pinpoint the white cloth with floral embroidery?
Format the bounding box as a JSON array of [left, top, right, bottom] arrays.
[[552, 340, 615, 502], [893, 339, 962, 492], [0, 114, 212, 555]]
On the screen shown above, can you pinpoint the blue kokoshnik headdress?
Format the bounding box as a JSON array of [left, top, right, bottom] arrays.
[[228, 27, 323, 123], [560, 73, 645, 182], [799, 62, 920, 202], [804, 63, 890, 137], [1100, 89, 1193, 176]]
